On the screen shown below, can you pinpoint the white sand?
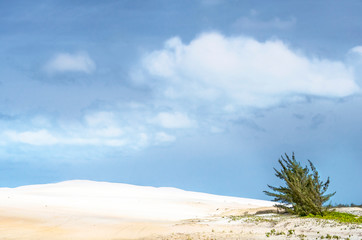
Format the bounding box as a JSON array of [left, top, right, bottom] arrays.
[[0, 180, 276, 239], [1, 180, 359, 239], [0, 180, 273, 222]]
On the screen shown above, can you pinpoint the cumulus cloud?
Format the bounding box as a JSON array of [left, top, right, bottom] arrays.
[[141, 32, 359, 109], [44, 52, 95, 74]]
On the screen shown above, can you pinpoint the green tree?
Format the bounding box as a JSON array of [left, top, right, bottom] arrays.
[[264, 153, 335, 216]]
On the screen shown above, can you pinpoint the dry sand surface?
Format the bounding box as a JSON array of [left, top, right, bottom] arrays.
[[0, 180, 360, 240]]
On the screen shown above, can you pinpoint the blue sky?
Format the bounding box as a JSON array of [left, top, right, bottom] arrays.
[[0, 0, 361, 204]]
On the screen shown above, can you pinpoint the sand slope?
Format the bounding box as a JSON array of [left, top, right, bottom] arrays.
[[1, 180, 360, 239], [0, 180, 274, 239]]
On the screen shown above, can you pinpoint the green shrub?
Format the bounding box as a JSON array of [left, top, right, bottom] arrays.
[[264, 153, 335, 216]]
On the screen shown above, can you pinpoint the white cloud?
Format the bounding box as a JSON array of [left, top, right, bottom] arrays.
[[137, 133, 149, 148], [153, 112, 193, 129], [3, 34, 360, 151], [4, 128, 126, 147], [92, 127, 123, 138], [141, 32, 359, 108], [1, 110, 176, 149], [104, 139, 127, 147], [5, 129, 58, 146], [155, 132, 176, 143], [44, 52, 95, 74], [348, 46, 362, 64], [85, 111, 116, 127], [2, 111, 126, 147], [83, 111, 123, 137], [350, 46, 362, 55], [31, 116, 52, 127], [210, 126, 224, 133], [347, 46, 362, 87]]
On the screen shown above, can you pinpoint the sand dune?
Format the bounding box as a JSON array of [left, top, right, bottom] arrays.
[[0, 180, 274, 239], [0, 180, 360, 240], [0, 180, 274, 221]]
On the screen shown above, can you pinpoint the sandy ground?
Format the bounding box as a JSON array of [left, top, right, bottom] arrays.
[[0, 180, 360, 240]]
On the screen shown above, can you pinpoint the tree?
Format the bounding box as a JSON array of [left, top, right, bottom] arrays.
[[264, 153, 335, 216]]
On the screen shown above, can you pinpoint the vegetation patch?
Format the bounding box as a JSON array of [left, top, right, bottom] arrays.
[[306, 211, 362, 224], [227, 215, 280, 224], [265, 228, 286, 237]]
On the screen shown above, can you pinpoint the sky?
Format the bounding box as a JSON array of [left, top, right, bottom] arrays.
[[0, 0, 361, 204]]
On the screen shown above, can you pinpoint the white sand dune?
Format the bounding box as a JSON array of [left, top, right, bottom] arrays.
[[0, 180, 276, 239], [0, 180, 274, 222], [1, 180, 360, 240]]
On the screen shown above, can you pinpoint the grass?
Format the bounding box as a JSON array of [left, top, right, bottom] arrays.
[[228, 215, 279, 225], [265, 228, 286, 237], [306, 211, 362, 224], [228, 210, 362, 225], [227, 210, 360, 240]]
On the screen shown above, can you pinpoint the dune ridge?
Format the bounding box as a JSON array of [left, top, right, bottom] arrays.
[[0, 180, 274, 221], [0, 180, 277, 239], [2, 180, 359, 240]]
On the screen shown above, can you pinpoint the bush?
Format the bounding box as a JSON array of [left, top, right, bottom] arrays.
[[264, 153, 335, 216]]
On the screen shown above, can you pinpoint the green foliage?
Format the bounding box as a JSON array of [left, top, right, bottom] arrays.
[[287, 229, 295, 236], [322, 234, 341, 239], [228, 215, 277, 224], [307, 211, 362, 224], [264, 153, 335, 216], [265, 229, 285, 237]]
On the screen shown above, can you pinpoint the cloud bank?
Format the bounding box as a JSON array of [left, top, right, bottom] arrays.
[[1, 33, 360, 152], [1, 109, 179, 151]]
